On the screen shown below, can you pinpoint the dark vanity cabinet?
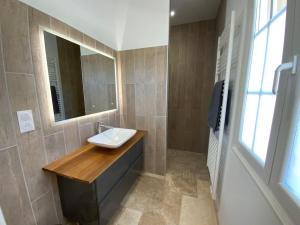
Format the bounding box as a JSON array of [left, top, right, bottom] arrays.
[[52, 138, 144, 225]]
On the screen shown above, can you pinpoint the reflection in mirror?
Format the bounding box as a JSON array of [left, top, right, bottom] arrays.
[[43, 31, 117, 122]]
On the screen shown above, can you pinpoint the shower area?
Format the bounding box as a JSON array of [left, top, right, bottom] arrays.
[[167, 0, 226, 155]]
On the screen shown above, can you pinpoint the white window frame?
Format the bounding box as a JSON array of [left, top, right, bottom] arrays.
[[268, 0, 300, 221], [230, 0, 300, 223], [233, 0, 288, 182]]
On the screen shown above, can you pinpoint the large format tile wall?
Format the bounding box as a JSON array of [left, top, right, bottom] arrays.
[[0, 0, 119, 224], [216, 0, 227, 36], [118, 47, 168, 175], [0, 0, 169, 224], [168, 20, 217, 154]]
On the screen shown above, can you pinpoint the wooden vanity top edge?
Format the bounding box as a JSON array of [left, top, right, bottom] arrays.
[[43, 130, 146, 183]]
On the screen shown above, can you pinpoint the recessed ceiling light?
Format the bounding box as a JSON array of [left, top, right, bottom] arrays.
[[170, 10, 175, 17]]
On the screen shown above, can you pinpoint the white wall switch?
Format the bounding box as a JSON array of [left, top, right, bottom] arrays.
[[17, 110, 35, 133]]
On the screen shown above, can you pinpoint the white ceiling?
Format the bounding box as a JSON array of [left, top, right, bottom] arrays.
[[19, 0, 169, 51], [170, 0, 221, 26]]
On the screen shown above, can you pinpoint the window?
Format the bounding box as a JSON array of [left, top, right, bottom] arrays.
[[240, 0, 287, 163], [283, 112, 300, 202]]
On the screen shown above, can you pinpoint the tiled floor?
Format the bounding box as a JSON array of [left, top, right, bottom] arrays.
[[109, 149, 218, 225]]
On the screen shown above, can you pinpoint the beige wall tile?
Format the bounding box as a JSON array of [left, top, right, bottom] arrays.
[[168, 21, 216, 153], [79, 123, 95, 145], [83, 34, 96, 48], [44, 131, 66, 163], [28, 8, 50, 30], [6, 73, 50, 201], [0, 146, 36, 225], [108, 111, 118, 127], [95, 41, 114, 57], [32, 191, 58, 225], [64, 121, 81, 153], [145, 116, 156, 151], [69, 27, 83, 43], [136, 116, 146, 130], [17, 131, 50, 201], [120, 114, 128, 128], [95, 112, 110, 126], [119, 46, 168, 175], [50, 17, 69, 37], [6, 73, 42, 132], [135, 83, 146, 117], [155, 116, 167, 175], [0, 0, 33, 74], [133, 49, 145, 84], [124, 51, 135, 84], [155, 46, 168, 84], [144, 48, 156, 83], [156, 83, 167, 117], [0, 29, 15, 149], [126, 84, 136, 129], [143, 143, 156, 173], [144, 83, 156, 116]]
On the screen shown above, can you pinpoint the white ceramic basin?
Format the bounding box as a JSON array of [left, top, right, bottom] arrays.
[[87, 128, 137, 149]]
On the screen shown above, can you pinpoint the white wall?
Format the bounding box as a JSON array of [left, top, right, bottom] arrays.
[[217, 0, 284, 225], [116, 0, 169, 50], [218, 151, 282, 225], [19, 0, 169, 51]]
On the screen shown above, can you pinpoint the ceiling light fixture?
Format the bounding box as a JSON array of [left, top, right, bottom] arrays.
[[170, 10, 175, 17]]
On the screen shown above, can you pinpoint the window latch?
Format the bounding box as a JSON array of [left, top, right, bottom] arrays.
[[272, 55, 298, 94]]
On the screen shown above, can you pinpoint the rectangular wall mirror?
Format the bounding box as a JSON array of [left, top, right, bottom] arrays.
[[43, 30, 117, 122]]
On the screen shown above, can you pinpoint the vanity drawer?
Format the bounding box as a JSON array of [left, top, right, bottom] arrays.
[[99, 155, 143, 225], [95, 139, 143, 203], [95, 154, 129, 203], [125, 139, 143, 164]]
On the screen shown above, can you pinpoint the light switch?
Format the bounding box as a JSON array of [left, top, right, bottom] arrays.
[[17, 110, 35, 133]]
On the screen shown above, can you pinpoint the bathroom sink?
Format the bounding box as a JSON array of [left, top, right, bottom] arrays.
[[87, 128, 137, 149]]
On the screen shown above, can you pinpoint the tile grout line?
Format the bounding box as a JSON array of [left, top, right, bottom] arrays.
[[31, 189, 51, 204], [62, 125, 68, 155], [27, 8, 60, 224], [0, 15, 38, 225], [0, 145, 17, 152], [24, 7, 43, 225], [5, 71, 34, 76], [77, 120, 82, 147], [43, 129, 64, 138], [49, 185, 61, 224]]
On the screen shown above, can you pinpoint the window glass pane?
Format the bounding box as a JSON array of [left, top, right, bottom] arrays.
[[248, 30, 268, 92], [256, 0, 272, 31], [262, 12, 286, 92], [240, 0, 287, 165], [253, 95, 277, 161], [272, 0, 287, 16], [284, 113, 300, 201], [241, 94, 259, 149]]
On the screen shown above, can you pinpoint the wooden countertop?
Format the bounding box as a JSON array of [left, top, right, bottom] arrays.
[[43, 130, 146, 184]]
